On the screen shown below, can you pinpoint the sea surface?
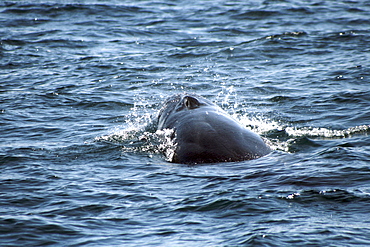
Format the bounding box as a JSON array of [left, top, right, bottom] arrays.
[[1, 0, 370, 246]]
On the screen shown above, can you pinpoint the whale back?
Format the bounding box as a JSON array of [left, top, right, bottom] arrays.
[[157, 93, 271, 164]]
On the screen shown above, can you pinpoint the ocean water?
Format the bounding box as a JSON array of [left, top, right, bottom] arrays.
[[1, 0, 370, 246]]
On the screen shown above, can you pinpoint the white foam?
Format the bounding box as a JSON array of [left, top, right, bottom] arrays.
[[237, 114, 284, 134], [285, 125, 370, 138], [155, 128, 176, 162]]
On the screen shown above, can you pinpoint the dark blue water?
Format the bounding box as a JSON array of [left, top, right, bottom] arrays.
[[1, 0, 370, 246]]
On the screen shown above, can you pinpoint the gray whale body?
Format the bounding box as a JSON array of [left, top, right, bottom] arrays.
[[157, 93, 271, 164]]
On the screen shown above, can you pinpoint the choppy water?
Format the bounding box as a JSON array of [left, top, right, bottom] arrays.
[[1, 0, 370, 246]]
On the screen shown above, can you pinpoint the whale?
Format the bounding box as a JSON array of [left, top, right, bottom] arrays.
[[157, 93, 271, 164]]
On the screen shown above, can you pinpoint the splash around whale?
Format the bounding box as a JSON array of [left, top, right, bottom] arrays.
[[157, 93, 271, 164]]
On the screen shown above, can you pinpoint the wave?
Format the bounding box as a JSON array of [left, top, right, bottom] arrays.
[[94, 100, 369, 157], [283, 189, 370, 204], [285, 125, 370, 138]]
